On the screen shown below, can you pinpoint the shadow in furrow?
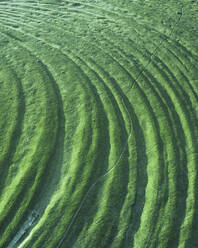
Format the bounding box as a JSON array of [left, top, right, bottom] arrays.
[[0, 58, 25, 196], [0, 26, 111, 247], [144, 64, 188, 248], [0, 32, 64, 247], [58, 63, 129, 248], [82, 47, 165, 247], [121, 99, 147, 248], [27, 60, 66, 214]]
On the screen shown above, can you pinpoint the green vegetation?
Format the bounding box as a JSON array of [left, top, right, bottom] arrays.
[[0, 0, 198, 247]]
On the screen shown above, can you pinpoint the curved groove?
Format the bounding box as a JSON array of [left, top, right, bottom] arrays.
[[77, 39, 167, 247], [82, 29, 193, 248], [0, 20, 141, 248], [95, 31, 195, 248], [0, 30, 113, 247], [57, 98, 132, 248], [0, 22, 147, 246], [0, 58, 25, 195], [0, 1, 197, 248], [0, 24, 131, 247], [0, 17, 177, 247], [0, 0, 134, 20], [0, 33, 61, 247]]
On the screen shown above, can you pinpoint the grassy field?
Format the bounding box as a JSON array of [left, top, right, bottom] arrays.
[[0, 0, 198, 247]]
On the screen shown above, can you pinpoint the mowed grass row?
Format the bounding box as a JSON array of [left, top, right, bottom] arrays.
[[0, 0, 198, 247], [156, 43, 198, 248], [61, 21, 189, 247], [91, 28, 198, 247], [20, 38, 135, 248], [61, 56, 133, 248], [53, 7, 198, 246], [0, 0, 165, 58], [0, 31, 106, 247], [0, 56, 23, 193], [0, 29, 134, 248], [10, 20, 170, 246], [0, 14, 139, 247], [0, 16, 148, 247], [105, 27, 198, 246], [0, 1, 186, 246], [46, 51, 139, 248], [0, 0, 182, 234], [0, 35, 60, 247], [81, 39, 182, 248]]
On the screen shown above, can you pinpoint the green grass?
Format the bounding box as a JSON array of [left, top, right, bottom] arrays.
[[0, 0, 198, 247]]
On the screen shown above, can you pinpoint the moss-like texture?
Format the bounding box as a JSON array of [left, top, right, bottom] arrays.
[[0, 1, 198, 247]]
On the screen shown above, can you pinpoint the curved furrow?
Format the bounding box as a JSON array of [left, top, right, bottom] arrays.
[[31, 44, 139, 246], [152, 47, 198, 247], [0, 13, 186, 248], [137, 63, 187, 248], [162, 44, 198, 103], [69, 41, 167, 247], [75, 59, 139, 248], [0, 23, 136, 248], [60, 58, 133, 248], [0, 0, 163, 55], [0, 33, 60, 192], [141, 28, 198, 85], [78, 33, 190, 248], [0, 5, 157, 107], [147, 58, 198, 247], [98, 31, 197, 247], [105, 28, 198, 246], [126, 35, 198, 108], [0, 0, 174, 95], [0, 1, 197, 247], [0, 30, 64, 213], [20, 32, 141, 246], [7, 61, 65, 248], [158, 40, 198, 119], [0, 0, 135, 20], [0, 9, 133, 181], [141, 51, 198, 246], [0, 33, 111, 248], [0, 37, 60, 247], [44, 35, 152, 246], [28, 36, 133, 248], [0, 56, 25, 194], [0, 18, 150, 248], [163, 39, 198, 96], [37, 25, 178, 246], [22, 78, 106, 248], [0, 3, 116, 24], [35, 46, 139, 248], [99, 28, 197, 145]]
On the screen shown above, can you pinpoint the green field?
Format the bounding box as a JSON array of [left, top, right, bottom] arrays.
[[0, 0, 198, 247]]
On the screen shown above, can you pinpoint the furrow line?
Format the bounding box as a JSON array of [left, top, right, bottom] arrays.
[[0, 23, 133, 248], [0, 57, 25, 195], [0, 0, 135, 19], [82, 35, 189, 248], [77, 45, 167, 247], [0, 52, 60, 248], [103, 32, 195, 247]]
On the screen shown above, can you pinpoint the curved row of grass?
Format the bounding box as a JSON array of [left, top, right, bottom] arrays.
[[0, 0, 198, 247], [0, 33, 61, 247]]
